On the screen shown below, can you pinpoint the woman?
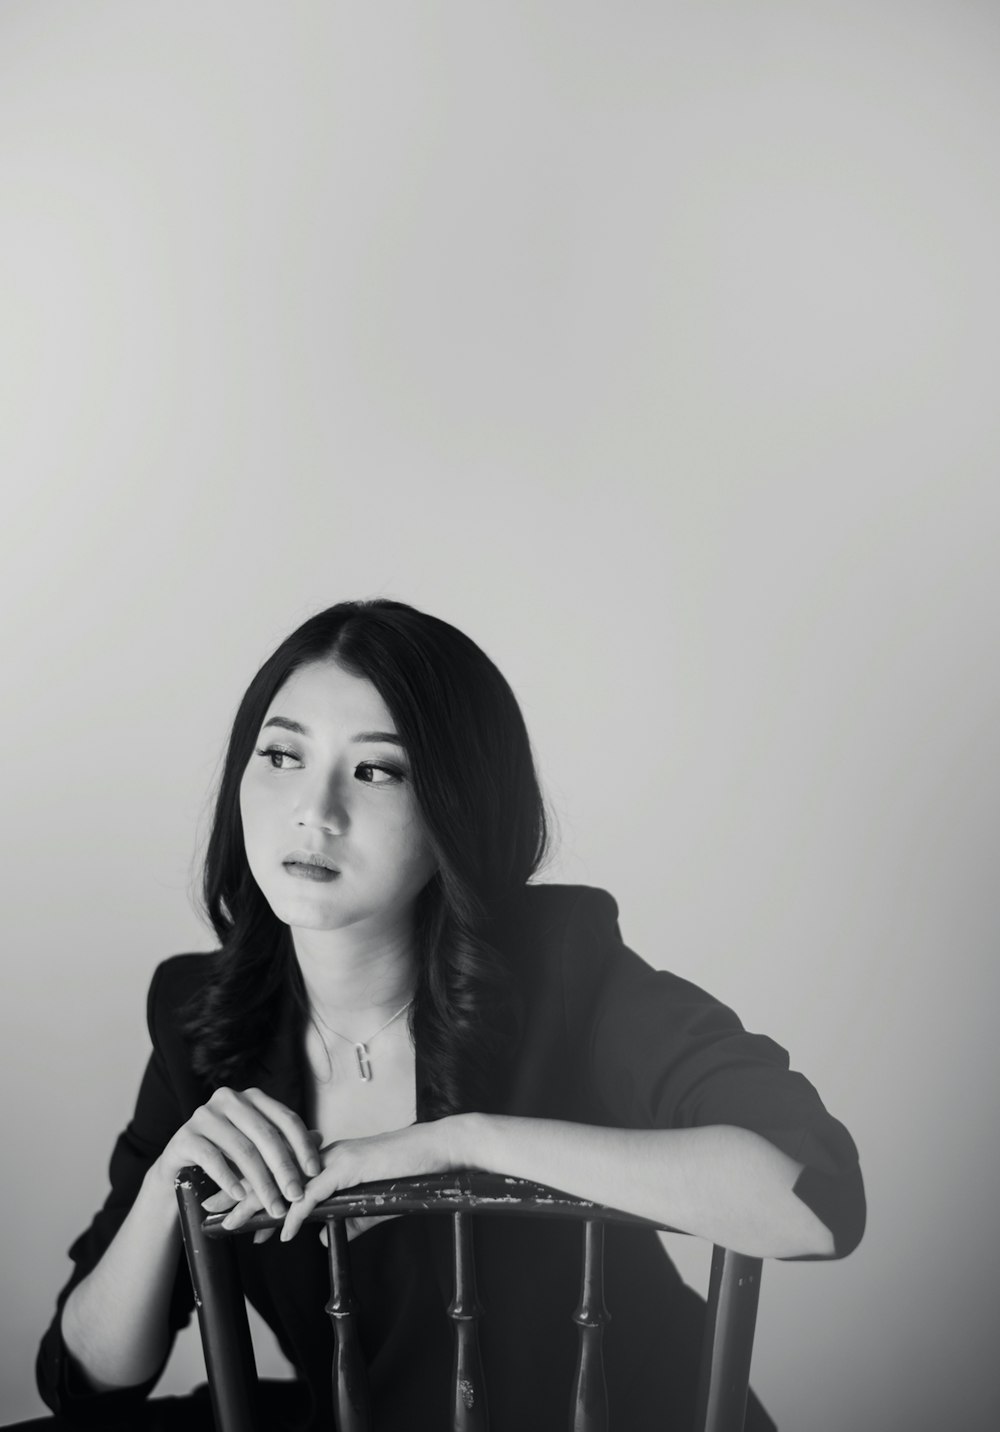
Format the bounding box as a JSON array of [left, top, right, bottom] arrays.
[[33, 599, 864, 1431]]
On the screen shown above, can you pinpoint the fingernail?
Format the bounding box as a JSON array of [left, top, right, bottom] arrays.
[[222, 1211, 238, 1230], [305, 1157, 321, 1177], [286, 1180, 304, 1202], [270, 1198, 287, 1218], [280, 1222, 293, 1243], [229, 1183, 245, 1201]]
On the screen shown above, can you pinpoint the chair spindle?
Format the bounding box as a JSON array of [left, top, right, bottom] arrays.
[[569, 1218, 610, 1432], [448, 1210, 488, 1432], [694, 1246, 763, 1432], [325, 1217, 373, 1432]]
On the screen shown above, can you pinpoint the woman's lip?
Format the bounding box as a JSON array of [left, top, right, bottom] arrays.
[[282, 850, 339, 871], [282, 862, 339, 882]]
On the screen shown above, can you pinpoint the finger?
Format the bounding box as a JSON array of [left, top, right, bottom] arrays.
[[191, 1111, 292, 1218], [200, 1093, 307, 1210], [253, 1228, 276, 1245], [177, 1133, 248, 1203], [221, 1092, 311, 1196], [221, 1187, 265, 1232], [242, 1089, 323, 1179], [202, 1189, 239, 1214], [280, 1162, 344, 1242]]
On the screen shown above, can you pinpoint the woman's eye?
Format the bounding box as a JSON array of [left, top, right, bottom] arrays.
[[355, 762, 404, 785], [255, 746, 301, 770]]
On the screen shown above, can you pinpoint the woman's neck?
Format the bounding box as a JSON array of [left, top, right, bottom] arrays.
[[291, 918, 417, 1037]]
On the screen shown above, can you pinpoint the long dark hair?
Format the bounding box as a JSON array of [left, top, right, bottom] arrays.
[[183, 599, 549, 1118]]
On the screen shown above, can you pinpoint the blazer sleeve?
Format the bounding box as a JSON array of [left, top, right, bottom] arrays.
[[564, 888, 866, 1259], [35, 959, 199, 1422]]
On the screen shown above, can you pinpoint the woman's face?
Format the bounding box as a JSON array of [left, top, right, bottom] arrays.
[[239, 659, 437, 936]]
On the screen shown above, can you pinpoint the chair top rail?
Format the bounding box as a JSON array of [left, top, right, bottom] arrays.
[[198, 1171, 683, 1239]]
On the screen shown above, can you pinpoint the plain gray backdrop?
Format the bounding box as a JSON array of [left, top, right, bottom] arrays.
[[1, 4, 999, 1428]]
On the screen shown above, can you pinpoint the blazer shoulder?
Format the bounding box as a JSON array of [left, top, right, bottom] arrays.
[[502, 885, 624, 975], [515, 882, 620, 928]]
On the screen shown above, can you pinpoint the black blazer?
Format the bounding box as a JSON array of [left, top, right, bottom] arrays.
[[38, 885, 864, 1431]]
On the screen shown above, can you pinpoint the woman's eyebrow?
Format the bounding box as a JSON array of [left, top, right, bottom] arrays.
[[260, 716, 403, 746]]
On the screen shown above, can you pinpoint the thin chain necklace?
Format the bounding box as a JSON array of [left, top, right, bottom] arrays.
[[314, 998, 413, 1082]]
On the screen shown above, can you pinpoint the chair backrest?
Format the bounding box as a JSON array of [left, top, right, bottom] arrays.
[[175, 1168, 762, 1432]]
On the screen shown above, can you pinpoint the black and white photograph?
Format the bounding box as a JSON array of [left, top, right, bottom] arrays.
[[1, 5, 998, 1430]]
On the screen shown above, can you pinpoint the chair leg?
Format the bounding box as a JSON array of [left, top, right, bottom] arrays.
[[693, 1248, 763, 1432], [175, 1171, 261, 1432]]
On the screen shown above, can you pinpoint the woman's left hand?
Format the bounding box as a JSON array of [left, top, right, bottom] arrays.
[[280, 1116, 466, 1242]]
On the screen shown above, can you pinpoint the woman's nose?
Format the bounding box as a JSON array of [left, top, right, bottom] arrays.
[[295, 772, 350, 834]]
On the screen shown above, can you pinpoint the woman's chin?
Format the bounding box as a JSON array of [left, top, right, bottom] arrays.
[[269, 893, 359, 932]]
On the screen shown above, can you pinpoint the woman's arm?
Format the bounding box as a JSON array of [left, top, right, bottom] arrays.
[[462, 1115, 834, 1258], [276, 1114, 835, 1259], [60, 1170, 184, 1389], [60, 1086, 321, 1390]]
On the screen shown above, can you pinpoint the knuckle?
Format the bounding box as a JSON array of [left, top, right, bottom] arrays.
[[230, 1132, 256, 1161]]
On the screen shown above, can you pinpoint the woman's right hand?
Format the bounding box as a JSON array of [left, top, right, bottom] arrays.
[[149, 1086, 322, 1218]]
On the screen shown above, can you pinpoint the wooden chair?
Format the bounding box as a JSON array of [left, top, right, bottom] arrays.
[[175, 1168, 763, 1432]]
